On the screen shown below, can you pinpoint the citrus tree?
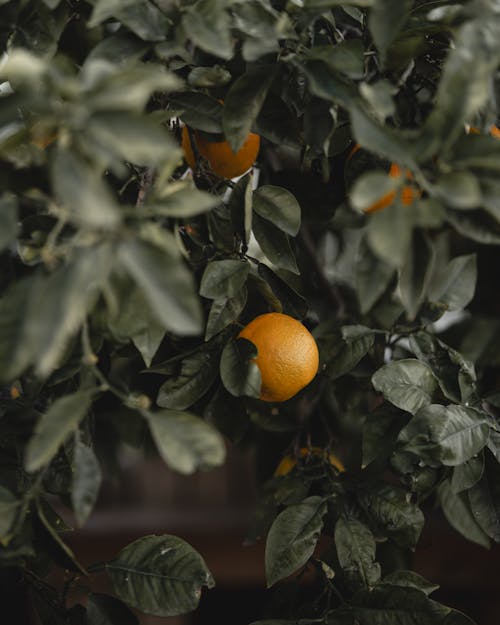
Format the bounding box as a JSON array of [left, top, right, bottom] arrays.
[[1, 0, 500, 623]]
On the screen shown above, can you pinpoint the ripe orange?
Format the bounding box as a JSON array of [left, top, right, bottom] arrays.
[[274, 446, 345, 477], [346, 144, 420, 214], [181, 125, 260, 179], [468, 124, 500, 139], [238, 312, 319, 403]]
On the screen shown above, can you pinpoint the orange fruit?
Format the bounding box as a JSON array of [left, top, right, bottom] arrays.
[[468, 124, 500, 139], [274, 446, 345, 477], [181, 125, 260, 179], [346, 144, 420, 214], [238, 312, 319, 403]]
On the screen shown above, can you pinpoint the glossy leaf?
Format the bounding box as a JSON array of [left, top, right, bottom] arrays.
[[220, 338, 261, 399], [372, 359, 436, 415], [252, 213, 300, 275], [253, 186, 301, 236], [205, 288, 248, 341], [200, 260, 250, 300], [335, 516, 381, 590], [438, 479, 490, 548], [71, 440, 102, 527]]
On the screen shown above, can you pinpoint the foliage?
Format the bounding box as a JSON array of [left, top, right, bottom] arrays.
[[1, 0, 500, 623]]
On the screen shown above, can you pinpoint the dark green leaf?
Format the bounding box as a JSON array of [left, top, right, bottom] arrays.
[[169, 93, 223, 133], [335, 516, 381, 590], [358, 484, 424, 548], [362, 407, 409, 467], [379, 570, 439, 595], [308, 40, 365, 80], [0, 193, 18, 251], [356, 240, 395, 314], [25, 390, 94, 473], [147, 182, 217, 218], [367, 200, 415, 268], [157, 350, 220, 409], [258, 265, 308, 319], [71, 440, 102, 527], [87, 593, 139, 625], [253, 212, 299, 275], [265, 496, 327, 587], [324, 325, 375, 380], [229, 173, 253, 246], [220, 338, 261, 399], [451, 454, 484, 494], [117, 236, 203, 336], [205, 287, 247, 341], [350, 171, 397, 213], [253, 186, 301, 236], [188, 65, 231, 88], [89, 0, 171, 41], [146, 409, 226, 475], [434, 172, 482, 210], [369, 0, 412, 64], [223, 66, 275, 152], [106, 535, 214, 616], [372, 359, 436, 415], [468, 452, 500, 542], [0, 486, 21, 542], [200, 260, 250, 300], [182, 0, 233, 60], [438, 479, 490, 548]]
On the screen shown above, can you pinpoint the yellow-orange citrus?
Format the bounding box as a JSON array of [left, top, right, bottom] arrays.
[[346, 144, 420, 214], [274, 447, 345, 477], [238, 312, 319, 403], [468, 124, 500, 139], [181, 125, 260, 179]]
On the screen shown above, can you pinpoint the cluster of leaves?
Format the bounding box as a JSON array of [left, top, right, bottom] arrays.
[[2, 0, 500, 624]]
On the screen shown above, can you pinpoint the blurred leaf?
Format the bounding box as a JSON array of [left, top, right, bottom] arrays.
[[169, 93, 223, 133], [360, 80, 396, 121], [438, 479, 490, 548], [188, 66, 231, 88], [200, 260, 250, 299], [25, 390, 94, 473], [147, 182, 217, 218], [220, 338, 261, 399], [398, 404, 490, 467], [369, 0, 412, 64], [468, 452, 500, 542], [146, 409, 226, 475], [372, 359, 436, 415], [451, 454, 484, 494], [335, 516, 381, 590], [308, 40, 365, 80], [71, 440, 102, 527], [182, 0, 232, 60], [429, 254, 477, 311], [117, 237, 203, 336], [89, 0, 171, 41], [229, 173, 253, 246], [265, 496, 327, 587], [253, 186, 301, 236], [434, 172, 482, 210], [258, 265, 308, 319], [350, 170, 397, 213], [157, 349, 220, 410], [0, 193, 18, 251], [253, 213, 299, 274], [399, 231, 436, 320], [205, 287, 247, 341], [367, 200, 414, 267], [106, 535, 214, 616], [223, 66, 275, 152], [358, 484, 424, 548], [356, 240, 395, 314], [0, 486, 21, 543], [87, 593, 139, 625], [51, 147, 121, 229], [362, 407, 409, 467], [446, 209, 500, 245]]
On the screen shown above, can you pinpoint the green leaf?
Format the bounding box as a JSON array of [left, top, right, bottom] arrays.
[[253, 186, 301, 236], [25, 390, 94, 473], [379, 570, 439, 595], [468, 452, 500, 542], [350, 171, 398, 213], [438, 479, 490, 548], [360, 80, 396, 121], [106, 535, 214, 616], [372, 359, 436, 415], [399, 231, 436, 321], [220, 338, 261, 399], [429, 254, 477, 311], [228, 172, 253, 246], [205, 287, 248, 341], [89, 0, 171, 41], [253, 213, 299, 275], [352, 586, 450, 624], [157, 350, 220, 409], [358, 484, 424, 548], [182, 0, 233, 60], [324, 325, 375, 380], [200, 260, 250, 300], [335, 516, 381, 590], [356, 240, 395, 314], [146, 409, 226, 475], [308, 40, 365, 80], [368, 0, 412, 64], [451, 454, 484, 494], [0, 486, 21, 542], [169, 93, 223, 133], [223, 66, 275, 152], [0, 194, 18, 251], [71, 439, 102, 527], [265, 496, 327, 587], [398, 404, 490, 467], [188, 65, 232, 88], [362, 407, 409, 467], [117, 237, 203, 336], [367, 200, 414, 268], [258, 265, 308, 319], [146, 181, 218, 218], [51, 148, 121, 229], [87, 594, 139, 625], [434, 172, 482, 210]]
